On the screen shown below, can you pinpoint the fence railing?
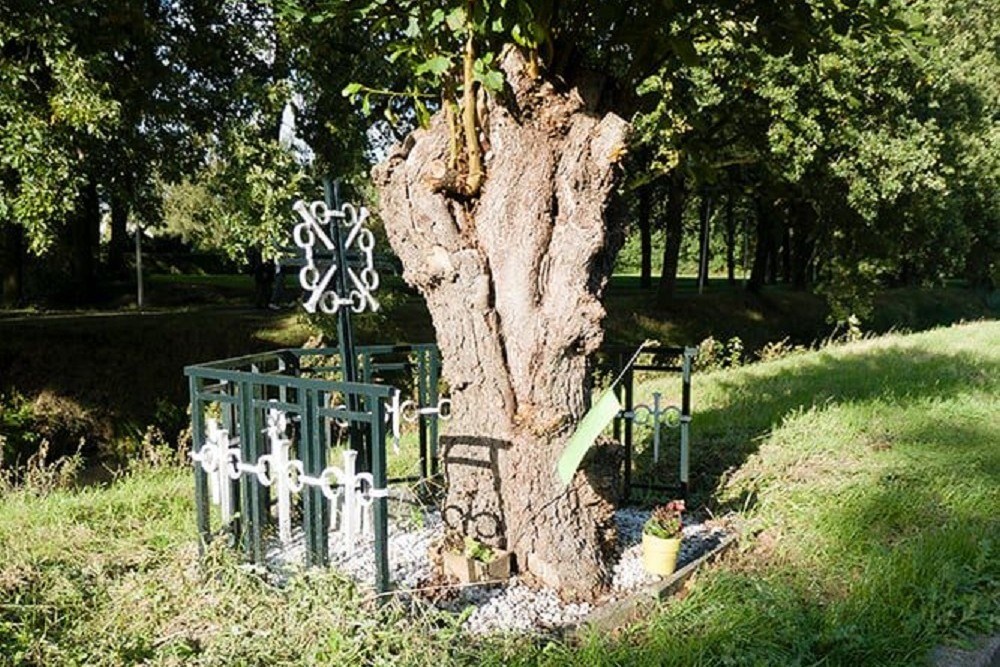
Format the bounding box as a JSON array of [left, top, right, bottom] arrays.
[[185, 344, 444, 594], [186, 342, 694, 591], [605, 346, 696, 500]]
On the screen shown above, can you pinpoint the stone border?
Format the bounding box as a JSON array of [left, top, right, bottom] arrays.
[[562, 533, 739, 639]]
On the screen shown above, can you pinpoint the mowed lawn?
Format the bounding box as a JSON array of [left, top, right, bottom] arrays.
[[1, 322, 997, 666]]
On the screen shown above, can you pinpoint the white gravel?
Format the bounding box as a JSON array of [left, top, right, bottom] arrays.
[[264, 505, 728, 635]]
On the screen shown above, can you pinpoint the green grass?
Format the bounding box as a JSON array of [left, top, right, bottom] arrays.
[[2, 322, 997, 665]]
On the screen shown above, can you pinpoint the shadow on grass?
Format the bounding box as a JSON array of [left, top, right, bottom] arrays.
[[602, 279, 997, 354], [545, 336, 999, 665], [682, 342, 1000, 507], [0, 283, 433, 461]]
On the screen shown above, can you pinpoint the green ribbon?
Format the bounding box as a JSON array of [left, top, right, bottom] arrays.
[[555, 389, 622, 489]]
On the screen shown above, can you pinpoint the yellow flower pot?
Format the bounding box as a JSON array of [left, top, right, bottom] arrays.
[[641, 533, 681, 576]]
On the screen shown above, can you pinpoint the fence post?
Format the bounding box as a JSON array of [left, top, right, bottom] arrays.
[[623, 361, 635, 502], [300, 387, 317, 566], [371, 392, 390, 594], [428, 347, 440, 478], [190, 375, 211, 551], [680, 347, 694, 498], [222, 393, 241, 546]]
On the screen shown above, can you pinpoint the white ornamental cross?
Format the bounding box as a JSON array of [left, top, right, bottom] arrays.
[[291, 199, 380, 314], [627, 392, 683, 463]]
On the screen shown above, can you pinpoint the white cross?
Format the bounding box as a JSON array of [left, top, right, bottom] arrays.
[[291, 199, 380, 314]]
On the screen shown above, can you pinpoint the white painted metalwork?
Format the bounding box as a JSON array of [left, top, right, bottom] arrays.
[[190, 409, 389, 553], [189, 419, 239, 523], [291, 199, 380, 314], [386, 390, 452, 453], [621, 392, 687, 463]]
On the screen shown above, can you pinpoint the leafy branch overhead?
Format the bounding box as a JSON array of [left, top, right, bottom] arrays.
[[285, 0, 916, 202]]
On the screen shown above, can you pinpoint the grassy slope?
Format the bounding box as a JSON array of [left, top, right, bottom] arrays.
[[561, 321, 999, 666], [1, 323, 997, 666]]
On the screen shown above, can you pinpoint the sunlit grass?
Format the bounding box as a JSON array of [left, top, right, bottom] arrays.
[[1, 322, 997, 665]]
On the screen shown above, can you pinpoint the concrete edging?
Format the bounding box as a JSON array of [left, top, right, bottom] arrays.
[[563, 533, 739, 640]]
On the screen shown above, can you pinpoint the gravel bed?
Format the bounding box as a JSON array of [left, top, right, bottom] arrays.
[[264, 504, 728, 635]]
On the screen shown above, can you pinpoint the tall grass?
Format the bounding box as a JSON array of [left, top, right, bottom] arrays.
[[1, 322, 997, 665]]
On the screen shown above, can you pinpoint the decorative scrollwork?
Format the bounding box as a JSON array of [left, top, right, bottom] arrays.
[[193, 408, 390, 553], [386, 391, 453, 453], [291, 199, 380, 314], [620, 392, 686, 463]]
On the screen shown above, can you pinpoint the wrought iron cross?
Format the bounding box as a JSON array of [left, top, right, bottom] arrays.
[[283, 179, 375, 469], [290, 197, 380, 315]]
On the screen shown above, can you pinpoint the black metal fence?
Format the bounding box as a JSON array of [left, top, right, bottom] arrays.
[[605, 346, 696, 501]]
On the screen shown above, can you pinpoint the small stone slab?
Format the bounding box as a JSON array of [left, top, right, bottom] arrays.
[[563, 533, 738, 640], [931, 635, 1000, 667]]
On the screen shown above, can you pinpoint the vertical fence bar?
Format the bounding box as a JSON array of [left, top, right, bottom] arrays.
[[416, 349, 428, 480], [250, 369, 269, 551], [370, 392, 390, 594], [622, 360, 635, 500], [300, 386, 317, 566], [313, 389, 330, 565], [614, 351, 628, 500], [222, 389, 241, 544], [428, 348, 440, 478], [190, 376, 211, 551], [237, 381, 256, 559], [680, 347, 694, 498]]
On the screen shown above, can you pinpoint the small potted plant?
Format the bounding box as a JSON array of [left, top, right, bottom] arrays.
[[442, 535, 512, 584], [641, 500, 685, 576]]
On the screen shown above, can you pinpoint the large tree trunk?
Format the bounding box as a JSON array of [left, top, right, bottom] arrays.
[[657, 171, 687, 300], [637, 184, 653, 288], [374, 48, 627, 599]]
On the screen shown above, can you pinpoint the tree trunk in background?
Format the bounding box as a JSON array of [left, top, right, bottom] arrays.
[[638, 185, 652, 288], [374, 48, 626, 599], [781, 223, 792, 284], [766, 208, 780, 285], [70, 178, 100, 304], [964, 233, 995, 289], [696, 194, 711, 291], [1, 223, 24, 308], [657, 171, 687, 300], [725, 192, 736, 286], [108, 193, 129, 277], [748, 196, 774, 293], [791, 200, 816, 290]]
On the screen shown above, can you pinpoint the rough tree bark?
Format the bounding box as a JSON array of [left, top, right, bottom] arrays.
[[373, 48, 628, 599]]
